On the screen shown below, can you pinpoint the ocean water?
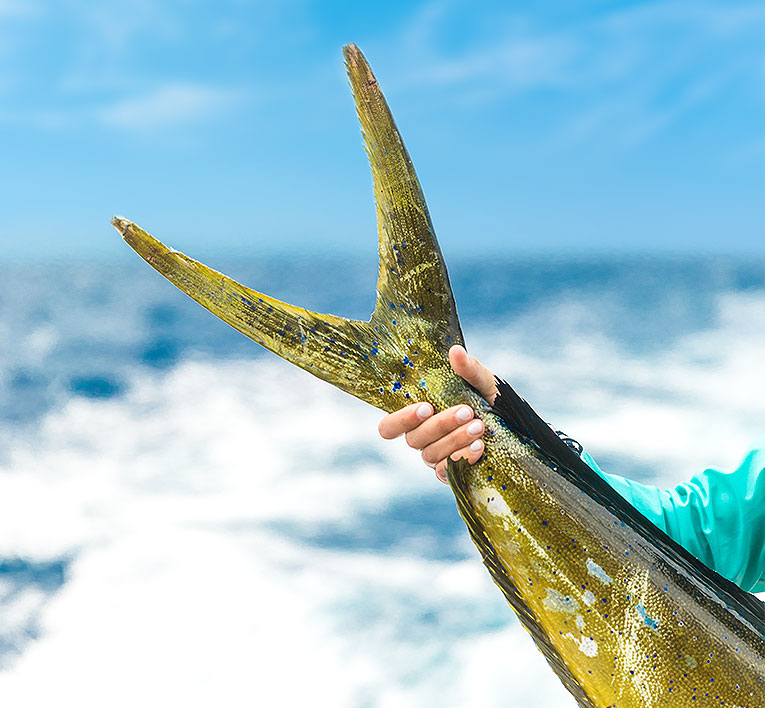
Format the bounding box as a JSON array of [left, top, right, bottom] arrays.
[[0, 255, 763, 706]]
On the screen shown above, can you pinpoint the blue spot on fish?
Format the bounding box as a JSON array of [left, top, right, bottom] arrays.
[[586, 558, 613, 584], [637, 605, 660, 631]]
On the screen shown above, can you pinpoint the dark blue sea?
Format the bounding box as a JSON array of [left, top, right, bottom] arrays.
[[0, 255, 763, 705]]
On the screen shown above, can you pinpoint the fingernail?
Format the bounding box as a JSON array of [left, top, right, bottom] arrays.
[[467, 420, 482, 435], [470, 440, 482, 452], [456, 406, 472, 422], [416, 403, 431, 419]]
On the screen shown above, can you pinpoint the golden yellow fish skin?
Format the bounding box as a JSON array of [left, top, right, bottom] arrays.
[[114, 44, 765, 707], [452, 409, 765, 707]]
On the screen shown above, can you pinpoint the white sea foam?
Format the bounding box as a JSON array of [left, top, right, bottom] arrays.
[[0, 289, 762, 706], [472, 291, 765, 486]]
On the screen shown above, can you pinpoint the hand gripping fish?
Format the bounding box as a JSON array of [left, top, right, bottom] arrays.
[[113, 45, 765, 708]]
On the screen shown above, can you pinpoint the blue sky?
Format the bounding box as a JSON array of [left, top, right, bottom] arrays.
[[1, 0, 763, 260]]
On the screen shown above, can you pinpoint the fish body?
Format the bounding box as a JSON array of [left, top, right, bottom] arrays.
[[113, 45, 765, 707]]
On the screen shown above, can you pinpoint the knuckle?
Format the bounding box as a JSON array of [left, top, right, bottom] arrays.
[[405, 431, 420, 449], [448, 426, 468, 449]]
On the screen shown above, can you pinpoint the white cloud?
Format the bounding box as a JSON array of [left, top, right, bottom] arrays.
[[97, 83, 245, 130], [395, 1, 765, 91], [0, 83, 246, 132], [61, 0, 180, 49], [386, 0, 765, 144], [0, 0, 35, 17]]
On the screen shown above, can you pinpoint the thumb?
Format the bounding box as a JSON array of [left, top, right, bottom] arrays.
[[449, 345, 498, 404]]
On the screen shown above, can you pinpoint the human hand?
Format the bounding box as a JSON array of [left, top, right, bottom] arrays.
[[377, 345, 498, 484]]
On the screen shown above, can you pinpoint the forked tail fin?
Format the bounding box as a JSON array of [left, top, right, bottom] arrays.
[[113, 44, 463, 413]]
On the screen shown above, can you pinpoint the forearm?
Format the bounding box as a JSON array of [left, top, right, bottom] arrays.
[[582, 444, 765, 593]]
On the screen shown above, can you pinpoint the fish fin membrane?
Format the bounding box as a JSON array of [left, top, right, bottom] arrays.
[[447, 457, 596, 708], [113, 45, 463, 413], [490, 376, 765, 639]]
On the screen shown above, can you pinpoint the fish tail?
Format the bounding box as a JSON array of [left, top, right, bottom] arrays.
[[113, 45, 463, 413]]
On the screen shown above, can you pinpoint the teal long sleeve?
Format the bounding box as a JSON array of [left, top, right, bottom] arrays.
[[582, 442, 765, 594]]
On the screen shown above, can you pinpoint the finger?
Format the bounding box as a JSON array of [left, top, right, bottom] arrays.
[[378, 402, 433, 439], [404, 404, 473, 450], [420, 417, 484, 467], [449, 345, 498, 404], [434, 438, 484, 485], [450, 439, 484, 464]]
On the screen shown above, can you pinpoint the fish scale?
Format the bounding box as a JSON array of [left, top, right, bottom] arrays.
[[451, 400, 764, 706], [113, 43, 765, 707]]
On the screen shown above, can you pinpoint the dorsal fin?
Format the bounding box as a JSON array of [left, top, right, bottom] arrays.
[[114, 45, 463, 414], [489, 376, 765, 637]]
